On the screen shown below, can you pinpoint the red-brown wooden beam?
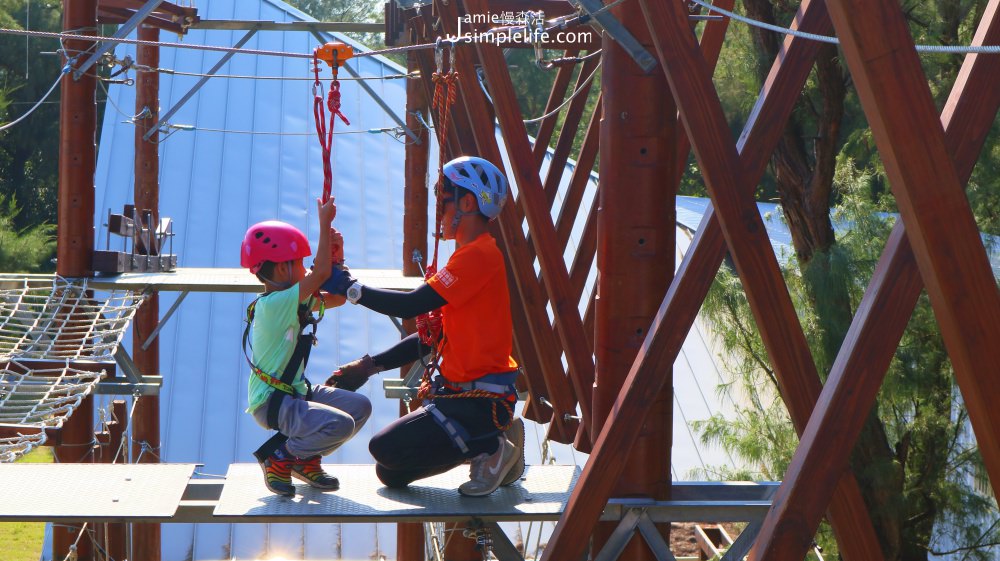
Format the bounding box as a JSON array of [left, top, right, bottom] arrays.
[[462, 0, 597, 435], [671, 0, 733, 185], [825, 0, 1000, 495], [541, 54, 600, 208], [398, 34, 430, 561], [434, 1, 583, 444], [541, 0, 883, 558], [98, 0, 197, 19], [750, 0, 1000, 557], [97, 8, 188, 33], [593, 0, 677, 553], [131, 24, 162, 561], [487, 0, 577, 18], [530, 49, 580, 169], [554, 99, 601, 250], [55, 2, 98, 559]]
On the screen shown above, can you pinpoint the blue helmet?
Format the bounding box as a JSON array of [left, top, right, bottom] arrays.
[[442, 156, 508, 220]]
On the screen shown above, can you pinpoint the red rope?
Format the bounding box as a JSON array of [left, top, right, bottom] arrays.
[[313, 54, 351, 202], [416, 53, 458, 350]]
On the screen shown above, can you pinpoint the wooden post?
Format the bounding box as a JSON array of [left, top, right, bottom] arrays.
[[54, 1, 97, 559], [592, 0, 676, 554], [397, 36, 429, 561], [131, 24, 162, 561]]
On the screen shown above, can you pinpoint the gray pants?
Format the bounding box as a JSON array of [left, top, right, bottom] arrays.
[[252, 385, 372, 459]]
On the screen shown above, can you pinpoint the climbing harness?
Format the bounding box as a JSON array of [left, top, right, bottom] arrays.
[[313, 42, 353, 202], [243, 294, 325, 460]]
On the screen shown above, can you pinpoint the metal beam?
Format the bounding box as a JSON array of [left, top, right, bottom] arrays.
[[141, 291, 188, 350], [75, 0, 165, 79], [143, 28, 259, 141], [572, 0, 657, 72], [191, 19, 383, 32], [307, 30, 420, 144]]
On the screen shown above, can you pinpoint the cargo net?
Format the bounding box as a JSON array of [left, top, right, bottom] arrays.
[[0, 274, 145, 361], [0, 275, 144, 462]]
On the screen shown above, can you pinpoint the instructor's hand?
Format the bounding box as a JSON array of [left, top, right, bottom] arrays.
[[325, 355, 378, 391]]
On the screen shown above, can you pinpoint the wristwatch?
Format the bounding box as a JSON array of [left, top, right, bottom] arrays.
[[346, 282, 363, 305]]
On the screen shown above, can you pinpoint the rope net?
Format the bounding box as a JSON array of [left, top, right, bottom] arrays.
[[0, 275, 146, 361], [0, 432, 46, 463], [0, 275, 145, 462]]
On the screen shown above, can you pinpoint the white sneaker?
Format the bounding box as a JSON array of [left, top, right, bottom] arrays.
[[458, 436, 518, 497], [501, 417, 525, 486]]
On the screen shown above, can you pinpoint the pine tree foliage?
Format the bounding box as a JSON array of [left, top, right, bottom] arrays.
[[696, 158, 1000, 560]]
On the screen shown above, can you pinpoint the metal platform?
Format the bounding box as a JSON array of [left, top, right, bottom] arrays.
[[79, 267, 423, 293], [213, 463, 580, 523], [0, 463, 196, 522]]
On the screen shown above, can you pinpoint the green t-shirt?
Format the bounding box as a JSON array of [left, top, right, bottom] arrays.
[[246, 284, 312, 413]]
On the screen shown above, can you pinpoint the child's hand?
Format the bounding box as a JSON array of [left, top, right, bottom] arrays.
[[317, 197, 337, 227], [330, 227, 344, 264]]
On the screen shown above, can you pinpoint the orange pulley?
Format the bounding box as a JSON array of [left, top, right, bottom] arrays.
[[314, 42, 354, 69]]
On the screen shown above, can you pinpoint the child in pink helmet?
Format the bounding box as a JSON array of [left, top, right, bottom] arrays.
[[240, 197, 371, 497]]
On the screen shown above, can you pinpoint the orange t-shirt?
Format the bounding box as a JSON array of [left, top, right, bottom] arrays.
[[426, 233, 519, 383]]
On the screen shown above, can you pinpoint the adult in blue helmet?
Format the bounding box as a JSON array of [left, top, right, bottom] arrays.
[[321, 155, 525, 497]]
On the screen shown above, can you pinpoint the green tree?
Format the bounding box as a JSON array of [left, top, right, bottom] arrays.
[[696, 159, 1000, 560], [0, 194, 55, 272], [0, 0, 63, 231], [692, 1, 999, 559]]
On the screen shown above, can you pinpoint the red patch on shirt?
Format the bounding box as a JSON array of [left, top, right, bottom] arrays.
[[436, 267, 457, 288]]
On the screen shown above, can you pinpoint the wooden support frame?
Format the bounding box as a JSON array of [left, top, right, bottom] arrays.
[[531, 50, 581, 169], [541, 54, 600, 208], [430, 0, 590, 444], [541, 0, 885, 558], [458, 0, 598, 436], [750, 0, 1000, 557]]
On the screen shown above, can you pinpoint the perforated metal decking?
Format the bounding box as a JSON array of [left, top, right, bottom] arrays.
[[214, 464, 580, 523], [0, 463, 579, 524], [81, 267, 424, 293]]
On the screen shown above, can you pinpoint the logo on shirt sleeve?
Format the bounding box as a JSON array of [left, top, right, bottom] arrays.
[[436, 267, 457, 288]]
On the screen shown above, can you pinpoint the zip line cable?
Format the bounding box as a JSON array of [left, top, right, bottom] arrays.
[[0, 67, 64, 132], [687, 0, 1000, 53], [522, 60, 602, 124]]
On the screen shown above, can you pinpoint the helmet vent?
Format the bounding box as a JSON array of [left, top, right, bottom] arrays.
[[262, 237, 271, 244], [254, 232, 264, 239]]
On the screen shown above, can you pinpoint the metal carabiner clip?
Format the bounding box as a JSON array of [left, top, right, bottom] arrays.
[[434, 37, 445, 74]]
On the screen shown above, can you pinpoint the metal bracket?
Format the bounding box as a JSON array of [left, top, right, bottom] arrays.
[[143, 27, 261, 140], [307, 30, 421, 144], [95, 376, 162, 396], [113, 347, 144, 384], [482, 520, 524, 561], [594, 508, 676, 561], [74, 0, 166, 80], [142, 291, 189, 350], [571, 0, 658, 73], [721, 519, 762, 561]]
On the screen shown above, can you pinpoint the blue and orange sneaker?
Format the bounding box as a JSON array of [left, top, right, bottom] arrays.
[[292, 456, 340, 491], [258, 448, 296, 497]]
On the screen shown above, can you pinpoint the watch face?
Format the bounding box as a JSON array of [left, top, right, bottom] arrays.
[[348, 284, 362, 303]]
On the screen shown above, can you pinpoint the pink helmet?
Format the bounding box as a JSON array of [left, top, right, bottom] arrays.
[[240, 220, 311, 274]]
